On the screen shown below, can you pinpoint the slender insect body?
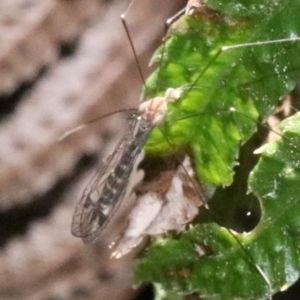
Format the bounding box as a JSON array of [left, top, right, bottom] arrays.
[[100, 127, 148, 194]]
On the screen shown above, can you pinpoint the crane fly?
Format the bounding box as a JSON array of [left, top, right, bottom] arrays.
[[71, 88, 182, 243], [70, 0, 185, 244]]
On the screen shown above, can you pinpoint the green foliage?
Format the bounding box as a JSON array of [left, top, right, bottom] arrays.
[[136, 0, 300, 299]]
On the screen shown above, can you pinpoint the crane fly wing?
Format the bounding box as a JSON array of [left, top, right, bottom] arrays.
[[71, 151, 126, 242], [71, 117, 139, 243]]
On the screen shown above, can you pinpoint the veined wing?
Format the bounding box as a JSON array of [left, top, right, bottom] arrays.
[[71, 116, 140, 244], [71, 88, 180, 244]]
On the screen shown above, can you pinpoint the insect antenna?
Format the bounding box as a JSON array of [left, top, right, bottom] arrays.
[[58, 108, 138, 141]]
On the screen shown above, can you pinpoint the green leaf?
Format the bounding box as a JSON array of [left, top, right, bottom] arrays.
[[143, 0, 300, 187], [136, 0, 300, 299], [248, 113, 300, 291]]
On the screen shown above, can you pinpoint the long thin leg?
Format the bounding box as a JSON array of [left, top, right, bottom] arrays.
[[121, 0, 147, 92]]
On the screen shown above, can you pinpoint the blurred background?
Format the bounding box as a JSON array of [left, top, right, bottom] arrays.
[[0, 0, 185, 299]]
